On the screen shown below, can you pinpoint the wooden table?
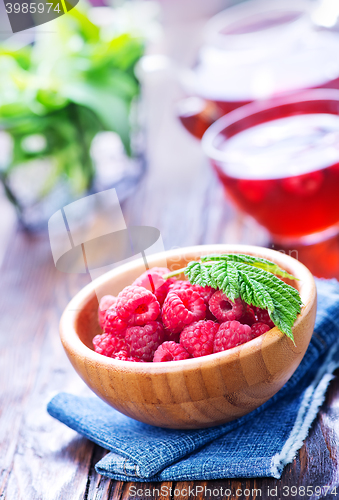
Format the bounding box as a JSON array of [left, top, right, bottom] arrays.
[[2, 3, 339, 498], [1, 161, 339, 500]]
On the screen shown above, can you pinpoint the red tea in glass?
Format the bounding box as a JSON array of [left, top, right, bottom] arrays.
[[178, 0, 339, 138], [202, 90, 339, 242]]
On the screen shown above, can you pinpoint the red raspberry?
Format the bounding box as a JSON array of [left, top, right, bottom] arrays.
[[125, 321, 165, 362], [153, 341, 190, 362], [169, 280, 190, 292], [180, 320, 219, 358], [98, 295, 117, 329], [133, 267, 176, 305], [195, 285, 216, 304], [162, 289, 206, 334], [251, 322, 271, 339], [254, 307, 275, 329], [169, 281, 215, 304], [239, 305, 256, 326], [116, 286, 160, 325], [134, 267, 170, 286], [213, 320, 252, 352], [93, 333, 128, 357], [104, 307, 128, 336], [209, 291, 245, 322], [111, 350, 144, 362], [193, 285, 217, 321]]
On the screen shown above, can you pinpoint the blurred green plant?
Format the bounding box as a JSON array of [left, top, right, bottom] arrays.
[[0, 4, 145, 211]]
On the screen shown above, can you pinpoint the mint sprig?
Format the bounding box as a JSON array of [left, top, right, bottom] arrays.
[[164, 253, 303, 343], [200, 253, 298, 280]]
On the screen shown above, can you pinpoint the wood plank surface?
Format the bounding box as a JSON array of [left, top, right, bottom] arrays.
[[1, 2, 339, 498], [1, 177, 339, 499]]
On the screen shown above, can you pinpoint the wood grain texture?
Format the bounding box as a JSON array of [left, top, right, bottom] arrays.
[[1, 2, 338, 497], [60, 244, 316, 429], [0, 162, 336, 499], [0, 231, 95, 500]]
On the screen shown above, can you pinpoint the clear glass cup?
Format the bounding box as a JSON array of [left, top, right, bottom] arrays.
[[178, 0, 339, 139], [202, 90, 339, 245]]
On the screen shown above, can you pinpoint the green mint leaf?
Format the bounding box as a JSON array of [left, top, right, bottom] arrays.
[[201, 253, 298, 280], [184, 254, 303, 342], [225, 261, 240, 300], [239, 271, 275, 312], [245, 267, 301, 312], [236, 264, 301, 340], [185, 261, 215, 288], [209, 261, 240, 301]]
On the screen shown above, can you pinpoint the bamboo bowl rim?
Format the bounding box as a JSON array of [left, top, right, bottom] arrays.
[[60, 244, 316, 376]]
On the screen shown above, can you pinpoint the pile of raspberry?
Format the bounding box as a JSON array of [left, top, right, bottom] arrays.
[[93, 267, 275, 363]]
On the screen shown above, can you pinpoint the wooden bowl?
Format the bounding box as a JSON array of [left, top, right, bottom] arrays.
[[60, 244, 316, 429]]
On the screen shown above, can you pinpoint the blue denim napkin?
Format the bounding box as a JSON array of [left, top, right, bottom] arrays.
[[47, 278, 339, 481]]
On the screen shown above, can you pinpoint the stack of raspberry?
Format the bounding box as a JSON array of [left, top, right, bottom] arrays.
[[93, 267, 275, 362]]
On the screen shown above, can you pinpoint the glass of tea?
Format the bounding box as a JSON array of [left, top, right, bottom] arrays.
[[178, 0, 339, 138], [202, 89, 339, 246]]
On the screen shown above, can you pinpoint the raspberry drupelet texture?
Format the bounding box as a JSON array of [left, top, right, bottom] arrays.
[[111, 350, 144, 362], [125, 321, 165, 362], [168, 280, 191, 292], [162, 289, 206, 334], [254, 307, 275, 329], [133, 267, 176, 305], [93, 333, 128, 357], [180, 320, 220, 358], [98, 295, 117, 329], [193, 285, 216, 304], [213, 320, 252, 352], [115, 285, 160, 325], [95, 273, 278, 362], [169, 281, 216, 304], [153, 341, 190, 362], [103, 307, 128, 336], [209, 291, 245, 322], [251, 322, 271, 339]]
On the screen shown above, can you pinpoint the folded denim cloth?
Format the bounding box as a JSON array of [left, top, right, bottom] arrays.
[[48, 278, 339, 481]]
